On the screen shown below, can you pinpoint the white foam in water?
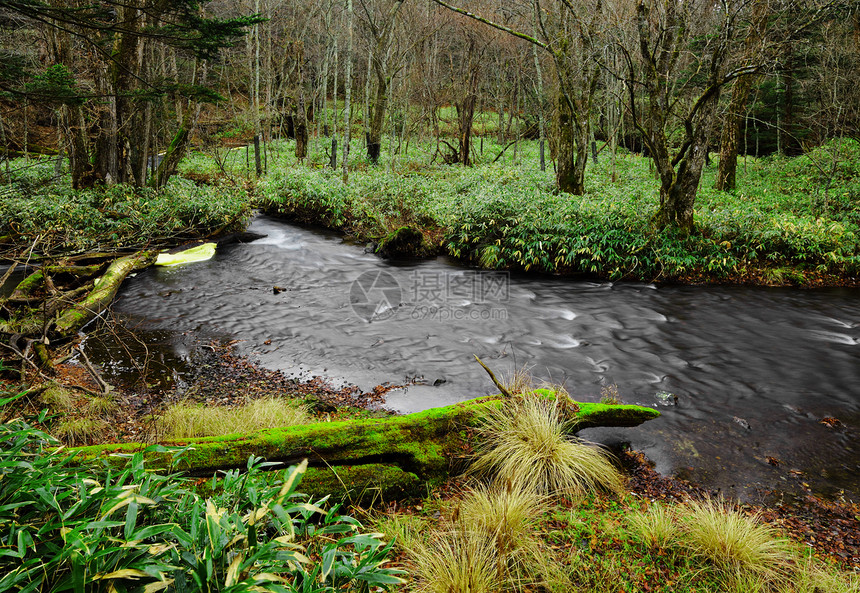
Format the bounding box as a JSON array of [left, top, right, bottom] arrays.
[[254, 230, 305, 250], [821, 315, 857, 329], [809, 330, 858, 345], [586, 356, 610, 372], [546, 335, 581, 349]]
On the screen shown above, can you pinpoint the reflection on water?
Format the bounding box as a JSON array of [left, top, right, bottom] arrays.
[[104, 215, 860, 501]]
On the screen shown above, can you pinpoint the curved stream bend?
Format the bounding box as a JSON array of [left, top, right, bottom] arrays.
[[104, 215, 860, 500]]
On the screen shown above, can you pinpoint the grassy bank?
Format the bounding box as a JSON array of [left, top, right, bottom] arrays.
[[3, 389, 858, 592], [3, 136, 856, 285], [249, 137, 860, 285], [0, 156, 252, 256]]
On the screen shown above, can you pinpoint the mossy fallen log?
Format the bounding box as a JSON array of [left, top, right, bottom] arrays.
[[44, 263, 106, 278], [8, 270, 45, 302], [70, 391, 660, 500], [51, 251, 155, 337]]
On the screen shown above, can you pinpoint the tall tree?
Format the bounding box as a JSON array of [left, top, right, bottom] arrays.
[[429, 0, 603, 194], [715, 0, 770, 191], [3, 0, 261, 188], [617, 0, 756, 230], [358, 0, 404, 164]]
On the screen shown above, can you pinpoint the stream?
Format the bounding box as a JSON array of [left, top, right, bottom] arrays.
[[95, 215, 860, 501]]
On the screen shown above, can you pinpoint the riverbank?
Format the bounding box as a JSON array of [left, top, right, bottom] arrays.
[[0, 339, 399, 447], [252, 138, 860, 287], [3, 139, 858, 287], [0, 161, 252, 260]]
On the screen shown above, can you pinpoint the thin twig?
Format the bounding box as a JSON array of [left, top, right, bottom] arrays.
[[74, 346, 111, 395], [0, 261, 17, 293], [474, 355, 512, 398], [0, 341, 41, 372]]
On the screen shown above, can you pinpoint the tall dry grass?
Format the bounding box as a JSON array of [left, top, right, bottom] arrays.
[[159, 396, 308, 439], [471, 394, 625, 497]]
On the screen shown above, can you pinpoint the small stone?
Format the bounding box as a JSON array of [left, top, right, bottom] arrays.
[[733, 416, 751, 430]]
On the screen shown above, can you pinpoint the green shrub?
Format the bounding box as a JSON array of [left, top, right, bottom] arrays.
[[0, 175, 251, 253], [255, 139, 860, 282]]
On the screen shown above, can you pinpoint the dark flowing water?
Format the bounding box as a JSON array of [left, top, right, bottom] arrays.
[[101, 215, 860, 501]]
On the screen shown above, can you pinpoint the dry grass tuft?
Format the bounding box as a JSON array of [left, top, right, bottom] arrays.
[[628, 503, 679, 550], [458, 482, 545, 556], [39, 385, 74, 412], [502, 364, 535, 395], [373, 513, 431, 553], [159, 396, 308, 439], [405, 529, 509, 593], [680, 498, 793, 582], [53, 417, 109, 446], [599, 384, 621, 404], [471, 394, 625, 497], [783, 557, 860, 593], [88, 393, 118, 416]]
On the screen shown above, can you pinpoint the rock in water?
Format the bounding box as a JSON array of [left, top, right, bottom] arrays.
[[375, 227, 432, 259], [733, 416, 751, 430]]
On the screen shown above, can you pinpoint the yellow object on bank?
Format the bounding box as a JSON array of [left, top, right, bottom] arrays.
[[155, 242, 217, 266]]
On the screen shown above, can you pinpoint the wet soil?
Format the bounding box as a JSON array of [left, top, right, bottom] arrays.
[[5, 340, 401, 445]]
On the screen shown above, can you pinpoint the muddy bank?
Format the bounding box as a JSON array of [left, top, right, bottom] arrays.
[[5, 340, 402, 447]]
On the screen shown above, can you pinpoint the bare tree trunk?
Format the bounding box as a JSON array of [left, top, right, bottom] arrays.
[[151, 62, 206, 188], [342, 0, 354, 182], [363, 0, 404, 164], [60, 104, 94, 189], [715, 74, 757, 191], [456, 84, 477, 166], [367, 78, 387, 164], [294, 43, 309, 161], [654, 96, 719, 231], [553, 61, 597, 196], [532, 11, 546, 172], [716, 0, 769, 191]]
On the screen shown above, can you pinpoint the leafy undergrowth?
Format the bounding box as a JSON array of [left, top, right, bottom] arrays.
[[0, 420, 404, 591], [0, 157, 252, 255], [254, 138, 860, 286]]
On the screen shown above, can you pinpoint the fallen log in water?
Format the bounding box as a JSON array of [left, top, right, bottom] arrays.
[[69, 391, 660, 500], [51, 251, 155, 336], [0, 251, 154, 341]]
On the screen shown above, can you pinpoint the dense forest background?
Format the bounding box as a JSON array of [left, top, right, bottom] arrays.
[[0, 0, 857, 229]]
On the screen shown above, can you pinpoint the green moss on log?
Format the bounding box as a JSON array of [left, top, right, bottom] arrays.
[[376, 226, 432, 258], [51, 251, 155, 337], [45, 264, 105, 278], [8, 270, 45, 301], [70, 393, 659, 500]]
